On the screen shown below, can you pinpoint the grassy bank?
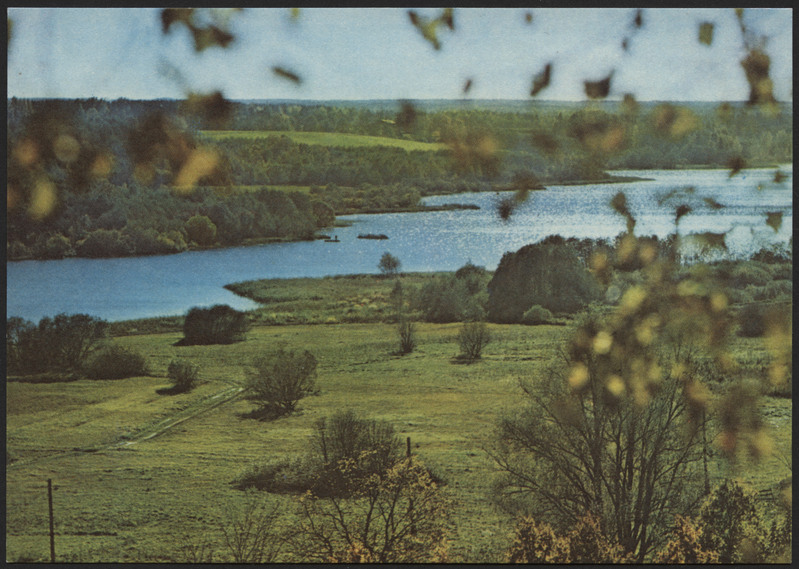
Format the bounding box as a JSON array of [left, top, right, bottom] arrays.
[[6, 312, 791, 562]]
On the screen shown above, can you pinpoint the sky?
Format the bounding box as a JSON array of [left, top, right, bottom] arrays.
[[6, 7, 793, 102]]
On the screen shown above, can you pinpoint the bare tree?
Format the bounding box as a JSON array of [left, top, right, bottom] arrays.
[[489, 313, 708, 562]]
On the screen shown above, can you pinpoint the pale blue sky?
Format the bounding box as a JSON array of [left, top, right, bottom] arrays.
[[6, 7, 793, 101]]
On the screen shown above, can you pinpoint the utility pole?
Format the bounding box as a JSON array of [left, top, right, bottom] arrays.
[[47, 479, 56, 563]]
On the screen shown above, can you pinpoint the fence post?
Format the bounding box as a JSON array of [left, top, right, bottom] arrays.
[[47, 478, 55, 563], [406, 436, 411, 461]]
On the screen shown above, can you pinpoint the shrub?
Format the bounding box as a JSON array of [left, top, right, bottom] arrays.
[[754, 280, 792, 301], [311, 410, 401, 496], [506, 517, 571, 563], [234, 456, 318, 493], [84, 344, 148, 379], [235, 410, 402, 497], [457, 321, 490, 363], [181, 304, 248, 345], [219, 490, 284, 563], [245, 348, 318, 416], [415, 276, 474, 323], [521, 304, 553, 325], [655, 516, 719, 563], [737, 303, 766, 337], [397, 318, 416, 354], [487, 242, 601, 322], [167, 359, 200, 392]]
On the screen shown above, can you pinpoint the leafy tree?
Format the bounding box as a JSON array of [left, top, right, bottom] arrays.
[[181, 304, 247, 345], [185, 214, 217, 246], [245, 348, 318, 417], [378, 252, 401, 276], [487, 242, 601, 322]]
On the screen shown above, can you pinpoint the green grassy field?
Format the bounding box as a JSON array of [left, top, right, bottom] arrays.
[[200, 130, 448, 152], [6, 302, 791, 562]]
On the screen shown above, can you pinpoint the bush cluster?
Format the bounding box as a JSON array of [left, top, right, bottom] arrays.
[[181, 304, 248, 345], [6, 313, 108, 377], [84, 344, 148, 379], [235, 409, 403, 498], [414, 263, 489, 323]]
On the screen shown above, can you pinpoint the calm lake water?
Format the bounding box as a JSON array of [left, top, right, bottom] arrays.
[[6, 167, 792, 323]]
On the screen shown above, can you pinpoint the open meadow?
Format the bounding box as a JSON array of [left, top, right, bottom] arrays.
[[6, 271, 792, 563]]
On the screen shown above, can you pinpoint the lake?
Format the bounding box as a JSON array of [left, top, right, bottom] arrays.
[[6, 167, 792, 323]]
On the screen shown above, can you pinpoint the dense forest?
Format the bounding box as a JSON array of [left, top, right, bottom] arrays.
[[6, 97, 792, 260]]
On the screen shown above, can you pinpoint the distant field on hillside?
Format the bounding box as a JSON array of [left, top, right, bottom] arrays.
[[200, 130, 448, 151]]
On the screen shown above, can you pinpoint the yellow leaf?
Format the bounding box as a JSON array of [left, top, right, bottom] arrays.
[[765, 211, 783, 232], [174, 148, 219, 192], [28, 178, 57, 220]]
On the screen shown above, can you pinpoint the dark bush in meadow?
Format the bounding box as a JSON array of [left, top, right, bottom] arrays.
[[736, 303, 767, 337], [234, 456, 319, 493], [84, 344, 148, 379], [396, 318, 416, 354], [234, 409, 402, 498], [166, 359, 200, 393], [457, 321, 491, 363], [487, 242, 601, 322], [245, 348, 318, 417], [180, 304, 248, 345]]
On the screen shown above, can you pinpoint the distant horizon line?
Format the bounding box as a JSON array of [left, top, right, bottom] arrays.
[[9, 96, 791, 105]]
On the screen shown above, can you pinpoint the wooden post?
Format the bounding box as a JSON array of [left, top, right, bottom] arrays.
[[406, 436, 411, 460], [47, 479, 55, 563]]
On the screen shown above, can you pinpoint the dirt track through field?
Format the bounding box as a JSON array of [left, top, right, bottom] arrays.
[[7, 384, 245, 469]]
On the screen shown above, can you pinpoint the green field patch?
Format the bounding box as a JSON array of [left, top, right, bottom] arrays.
[[201, 130, 448, 152]]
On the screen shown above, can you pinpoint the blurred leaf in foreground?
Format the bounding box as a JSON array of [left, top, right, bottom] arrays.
[[698, 22, 714, 45], [408, 9, 454, 50], [765, 211, 783, 233], [741, 49, 777, 106], [727, 156, 746, 177], [272, 66, 303, 84], [773, 170, 787, 183], [651, 104, 698, 139], [584, 73, 612, 99], [530, 63, 552, 97], [675, 204, 691, 224]]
